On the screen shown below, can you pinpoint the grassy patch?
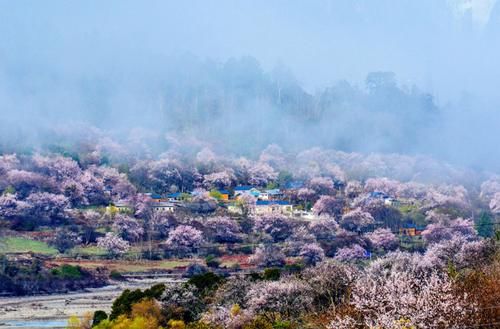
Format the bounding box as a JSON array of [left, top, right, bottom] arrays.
[[51, 264, 84, 279], [67, 245, 107, 257], [116, 260, 189, 272], [0, 236, 58, 255], [50, 259, 192, 273]]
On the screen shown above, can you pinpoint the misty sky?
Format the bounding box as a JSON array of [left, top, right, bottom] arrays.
[[1, 0, 499, 100], [1, 1, 500, 170]]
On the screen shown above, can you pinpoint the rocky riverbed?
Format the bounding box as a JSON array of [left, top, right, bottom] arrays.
[[0, 277, 184, 328]]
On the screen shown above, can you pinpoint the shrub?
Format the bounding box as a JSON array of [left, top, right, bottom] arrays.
[[188, 272, 224, 294], [205, 255, 221, 268], [110, 270, 125, 280], [109, 284, 165, 319], [241, 316, 274, 329], [263, 268, 281, 281], [92, 310, 108, 327], [237, 245, 254, 255], [51, 265, 83, 279], [185, 263, 209, 278], [184, 263, 208, 278], [284, 263, 304, 274], [169, 319, 186, 329]]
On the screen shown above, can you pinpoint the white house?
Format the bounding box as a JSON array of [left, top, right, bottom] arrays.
[[253, 200, 293, 215], [151, 202, 175, 213]]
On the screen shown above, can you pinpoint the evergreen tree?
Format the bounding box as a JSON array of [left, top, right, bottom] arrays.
[[476, 212, 494, 238]]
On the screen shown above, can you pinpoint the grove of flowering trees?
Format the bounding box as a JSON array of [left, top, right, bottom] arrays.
[[312, 195, 344, 217], [299, 242, 325, 265], [164, 225, 204, 256], [490, 192, 500, 214], [247, 162, 278, 186], [97, 232, 130, 258], [366, 228, 399, 251], [246, 277, 313, 319], [205, 217, 242, 243], [0, 143, 499, 328], [329, 251, 475, 329], [421, 217, 477, 244], [308, 176, 335, 195], [253, 214, 294, 242], [249, 244, 286, 268], [203, 169, 236, 190], [340, 208, 374, 232], [334, 244, 368, 262], [112, 214, 144, 242]]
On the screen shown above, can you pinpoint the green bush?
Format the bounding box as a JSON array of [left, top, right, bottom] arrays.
[[110, 270, 125, 280], [109, 283, 165, 319], [242, 317, 274, 329], [186, 322, 217, 329], [284, 263, 304, 274], [263, 268, 281, 281], [235, 245, 253, 255], [187, 272, 224, 294], [51, 264, 83, 279], [92, 310, 108, 326], [205, 255, 221, 268], [273, 320, 293, 329]]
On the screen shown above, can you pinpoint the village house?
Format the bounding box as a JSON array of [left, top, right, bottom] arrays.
[[253, 200, 293, 215], [265, 188, 282, 200], [292, 209, 316, 220], [399, 223, 426, 237], [218, 189, 230, 201], [141, 193, 169, 203], [234, 185, 253, 197], [167, 192, 183, 202], [114, 200, 133, 213], [256, 188, 283, 201], [151, 201, 175, 213], [258, 191, 269, 200], [384, 197, 400, 207], [234, 186, 261, 199]]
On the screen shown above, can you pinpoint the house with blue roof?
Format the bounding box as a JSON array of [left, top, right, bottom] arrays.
[[151, 193, 163, 200], [234, 186, 261, 199], [151, 201, 175, 213], [370, 191, 389, 199], [167, 192, 183, 202], [234, 185, 254, 191], [141, 192, 168, 202], [254, 200, 293, 215], [257, 188, 283, 201]]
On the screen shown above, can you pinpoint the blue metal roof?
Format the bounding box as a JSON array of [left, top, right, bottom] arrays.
[[256, 200, 291, 206], [234, 185, 254, 191], [402, 223, 426, 231], [370, 191, 389, 198], [167, 192, 182, 197], [218, 189, 230, 194]]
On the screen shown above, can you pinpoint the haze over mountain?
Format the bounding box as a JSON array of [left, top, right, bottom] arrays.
[[1, 0, 500, 170]]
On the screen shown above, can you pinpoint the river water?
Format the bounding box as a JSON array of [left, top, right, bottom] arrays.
[[0, 319, 67, 328]]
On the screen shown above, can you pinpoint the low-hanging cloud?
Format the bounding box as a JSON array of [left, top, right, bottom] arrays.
[[1, 1, 500, 172]]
